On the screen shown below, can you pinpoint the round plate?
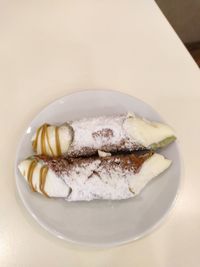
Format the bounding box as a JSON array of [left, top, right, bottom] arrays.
[[15, 90, 181, 247]]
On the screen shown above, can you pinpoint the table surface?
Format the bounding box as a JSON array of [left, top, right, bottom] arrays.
[[0, 1, 200, 266]]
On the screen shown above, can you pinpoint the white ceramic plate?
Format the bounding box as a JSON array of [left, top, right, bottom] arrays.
[[15, 90, 181, 247]]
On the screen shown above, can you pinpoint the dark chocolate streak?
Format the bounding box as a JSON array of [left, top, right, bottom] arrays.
[[34, 151, 153, 177], [67, 142, 145, 158]]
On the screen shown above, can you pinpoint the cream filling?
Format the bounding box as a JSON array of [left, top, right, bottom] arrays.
[[32, 124, 73, 156], [18, 160, 70, 197], [123, 113, 176, 148], [128, 153, 171, 195]]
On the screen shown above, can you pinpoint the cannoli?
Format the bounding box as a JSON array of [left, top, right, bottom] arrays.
[[32, 113, 175, 157], [18, 151, 171, 201]]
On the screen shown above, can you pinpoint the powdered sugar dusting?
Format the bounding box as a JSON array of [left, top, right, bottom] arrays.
[[62, 162, 134, 201], [68, 114, 143, 156], [37, 152, 152, 201]]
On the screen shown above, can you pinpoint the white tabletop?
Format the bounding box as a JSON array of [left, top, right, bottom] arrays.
[[0, 0, 200, 266]]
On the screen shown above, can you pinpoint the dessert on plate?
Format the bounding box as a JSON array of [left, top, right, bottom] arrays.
[[32, 113, 176, 157], [18, 112, 176, 201], [18, 151, 171, 201]]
